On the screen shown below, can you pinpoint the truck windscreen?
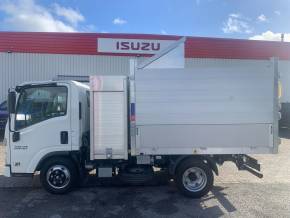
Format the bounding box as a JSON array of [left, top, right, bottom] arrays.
[[15, 86, 68, 130]]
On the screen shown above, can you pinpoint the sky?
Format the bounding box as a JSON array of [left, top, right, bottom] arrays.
[[0, 0, 289, 41]]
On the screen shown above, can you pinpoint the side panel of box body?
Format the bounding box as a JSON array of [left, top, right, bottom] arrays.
[[134, 64, 278, 155], [90, 76, 128, 160]]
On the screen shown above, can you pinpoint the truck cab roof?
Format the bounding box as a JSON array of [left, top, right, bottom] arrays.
[[15, 80, 89, 92]]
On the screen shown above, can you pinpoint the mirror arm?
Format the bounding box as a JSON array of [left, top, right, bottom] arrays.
[[8, 88, 17, 133]]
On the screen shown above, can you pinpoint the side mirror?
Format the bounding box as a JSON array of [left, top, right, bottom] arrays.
[[8, 91, 16, 114], [12, 131, 20, 142]]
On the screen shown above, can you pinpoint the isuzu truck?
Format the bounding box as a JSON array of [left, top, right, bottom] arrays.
[[3, 39, 280, 198]]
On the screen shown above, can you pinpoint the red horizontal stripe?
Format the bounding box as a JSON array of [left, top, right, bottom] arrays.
[[0, 32, 289, 60]]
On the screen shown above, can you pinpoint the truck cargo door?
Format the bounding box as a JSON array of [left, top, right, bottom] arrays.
[[90, 76, 128, 160]]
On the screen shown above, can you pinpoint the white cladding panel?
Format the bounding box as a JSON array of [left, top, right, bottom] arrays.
[[90, 76, 128, 160], [279, 61, 290, 103], [135, 66, 274, 125]]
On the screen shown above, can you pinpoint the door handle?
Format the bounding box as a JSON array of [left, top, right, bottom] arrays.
[[60, 131, 68, 144]]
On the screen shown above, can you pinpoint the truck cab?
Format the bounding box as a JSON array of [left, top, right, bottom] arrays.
[[4, 81, 89, 179]]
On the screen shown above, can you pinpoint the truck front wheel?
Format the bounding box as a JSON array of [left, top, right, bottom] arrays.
[[175, 159, 213, 198], [40, 158, 78, 194]]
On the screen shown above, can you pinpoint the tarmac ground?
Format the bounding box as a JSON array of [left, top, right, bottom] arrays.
[[0, 128, 290, 218]]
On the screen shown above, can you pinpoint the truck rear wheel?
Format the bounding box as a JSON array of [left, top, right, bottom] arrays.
[[175, 159, 213, 198], [40, 158, 78, 194]]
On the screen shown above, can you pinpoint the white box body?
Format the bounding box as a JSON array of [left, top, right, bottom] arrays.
[[90, 60, 279, 159], [133, 64, 279, 155]]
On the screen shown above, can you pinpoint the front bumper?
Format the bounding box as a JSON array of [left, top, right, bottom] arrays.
[[4, 165, 11, 177]]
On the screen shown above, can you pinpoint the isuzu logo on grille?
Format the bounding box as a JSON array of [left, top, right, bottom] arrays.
[[98, 38, 176, 55]]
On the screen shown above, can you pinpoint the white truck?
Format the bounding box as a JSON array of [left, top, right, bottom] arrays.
[[3, 40, 280, 198]]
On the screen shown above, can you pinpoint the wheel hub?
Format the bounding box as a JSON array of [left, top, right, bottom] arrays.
[[188, 172, 198, 181], [182, 167, 207, 192], [47, 165, 71, 189]]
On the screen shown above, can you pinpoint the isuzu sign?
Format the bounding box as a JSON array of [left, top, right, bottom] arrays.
[[98, 38, 176, 54]]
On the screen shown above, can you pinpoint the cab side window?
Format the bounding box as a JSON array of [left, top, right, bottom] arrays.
[[15, 86, 67, 130]]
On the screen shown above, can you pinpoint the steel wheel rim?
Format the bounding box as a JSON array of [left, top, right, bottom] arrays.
[[46, 165, 71, 189], [182, 167, 207, 192]]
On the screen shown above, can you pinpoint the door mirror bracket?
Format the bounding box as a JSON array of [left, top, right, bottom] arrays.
[[8, 91, 16, 114]]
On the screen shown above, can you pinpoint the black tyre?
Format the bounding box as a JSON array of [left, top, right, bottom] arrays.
[[175, 159, 213, 198], [40, 158, 78, 194]]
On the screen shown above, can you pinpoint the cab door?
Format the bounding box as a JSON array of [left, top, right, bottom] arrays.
[[10, 83, 71, 174]]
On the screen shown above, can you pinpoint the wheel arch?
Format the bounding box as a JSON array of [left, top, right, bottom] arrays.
[[35, 151, 80, 172], [169, 155, 219, 176]]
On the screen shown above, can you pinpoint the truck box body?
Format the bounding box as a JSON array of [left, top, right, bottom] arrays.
[[134, 65, 279, 155], [88, 60, 279, 159]]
